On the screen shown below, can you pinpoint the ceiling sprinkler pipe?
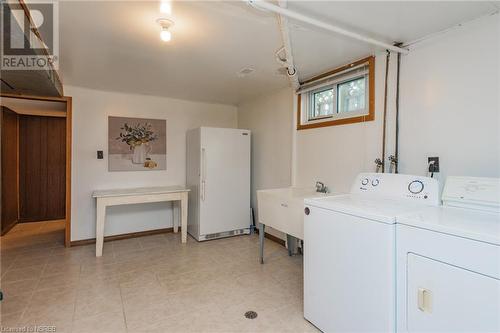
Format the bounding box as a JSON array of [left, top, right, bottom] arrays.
[[275, 47, 288, 67], [246, 0, 272, 13], [287, 67, 297, 77], [277, 0, 300, 90], [247, 0, 409, 54], [246, 0, 300, 89], [275, 47, 297, 78]]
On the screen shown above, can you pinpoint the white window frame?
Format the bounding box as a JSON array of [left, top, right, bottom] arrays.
[[302, 74, 369, 125], [297, 56, 375, 130], [308, 86, 338, 121]]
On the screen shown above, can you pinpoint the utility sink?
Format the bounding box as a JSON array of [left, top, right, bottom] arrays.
[[257, 187, 331, 240]]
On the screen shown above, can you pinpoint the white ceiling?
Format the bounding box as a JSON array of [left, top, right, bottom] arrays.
[[58, 1, 499, 105], [288, 1, 499, 80], [59, 1, 288, 105]]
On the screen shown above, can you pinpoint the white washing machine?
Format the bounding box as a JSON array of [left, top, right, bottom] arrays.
[[396, 176, 500, 332], [304, 173, 439, 332]]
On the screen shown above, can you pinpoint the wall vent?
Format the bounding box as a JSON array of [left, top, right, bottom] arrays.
[[237, 67, 255, 78]]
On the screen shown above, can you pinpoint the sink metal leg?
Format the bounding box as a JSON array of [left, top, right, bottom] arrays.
[[287, 234, 297, 256], [259, 223, 265, 264]]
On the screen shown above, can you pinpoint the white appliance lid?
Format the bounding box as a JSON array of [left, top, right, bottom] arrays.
[[442, 176, 500, 212], [397, 206, 500, 245], [305, 194, 426, 224]]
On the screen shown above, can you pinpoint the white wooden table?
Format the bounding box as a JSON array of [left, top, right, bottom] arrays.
[[92, 186, 190, 257]]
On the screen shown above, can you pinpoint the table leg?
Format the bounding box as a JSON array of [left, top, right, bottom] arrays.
[[172, 201, 179, 233], [96, 200, 106, 257], [181, 192, 188, 243], [259, 223, 265, 264]]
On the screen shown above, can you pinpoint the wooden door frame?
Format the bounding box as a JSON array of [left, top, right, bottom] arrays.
[[0, 93, 72, 247], [0, 106, 20, 236]]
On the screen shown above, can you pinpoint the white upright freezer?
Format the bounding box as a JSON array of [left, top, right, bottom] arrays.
[[186, 127, 251, 241]]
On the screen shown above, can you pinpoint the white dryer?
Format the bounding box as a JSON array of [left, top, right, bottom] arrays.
[[304, 173, 439, 332], [396, 176, 500, 332]]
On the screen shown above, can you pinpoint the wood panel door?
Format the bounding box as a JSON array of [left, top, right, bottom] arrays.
[[19, 115, 66, 222], [1, 107, 19, 234]]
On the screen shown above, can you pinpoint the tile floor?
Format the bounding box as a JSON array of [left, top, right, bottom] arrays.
[[0, 221, 318, 333]]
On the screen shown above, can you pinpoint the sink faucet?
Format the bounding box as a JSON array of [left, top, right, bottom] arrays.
[[315, 181, 328, 193]]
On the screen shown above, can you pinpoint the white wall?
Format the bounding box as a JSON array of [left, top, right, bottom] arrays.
[[65, 85, 237, 242], [66, 14, 499, 242], [237, 87, 294, 237], [294, 51, 396, 192], [296, 14, 499, 192], [397, 14, 500, 183], [241, 13, 499, 210]]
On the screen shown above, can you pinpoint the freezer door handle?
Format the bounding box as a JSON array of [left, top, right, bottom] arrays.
[[201, 181, 206, 201], [201, 148, 206, 201]]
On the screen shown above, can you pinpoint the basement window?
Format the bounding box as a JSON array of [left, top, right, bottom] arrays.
[[297, 56, 375, 130]]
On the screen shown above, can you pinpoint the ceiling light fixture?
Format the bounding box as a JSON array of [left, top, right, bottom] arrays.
[[159, 1, 172, 15], [157, 18, 174, 42]]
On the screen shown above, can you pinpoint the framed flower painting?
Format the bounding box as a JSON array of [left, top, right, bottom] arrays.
[[108, 116, 166, 171]]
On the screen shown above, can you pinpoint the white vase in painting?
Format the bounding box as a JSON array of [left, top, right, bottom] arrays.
[[132, 143, 151, 164]]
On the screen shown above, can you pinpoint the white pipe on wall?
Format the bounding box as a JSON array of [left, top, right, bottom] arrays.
[[247, 0, 409, 54]]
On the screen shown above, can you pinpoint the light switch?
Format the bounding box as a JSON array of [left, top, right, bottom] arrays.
[[97, 150, 104, 159]]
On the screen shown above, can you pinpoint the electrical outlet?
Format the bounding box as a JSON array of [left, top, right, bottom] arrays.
[[428, 157, 439, 173], [97, 150, 104, 159]]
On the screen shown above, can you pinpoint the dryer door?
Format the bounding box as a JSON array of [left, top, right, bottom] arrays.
[[407, 253, 500, 332]]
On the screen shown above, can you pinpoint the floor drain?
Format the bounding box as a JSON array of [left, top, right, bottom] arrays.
[[244, 311, 258, 319]]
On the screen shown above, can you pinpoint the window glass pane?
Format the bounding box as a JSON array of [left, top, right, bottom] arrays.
[[337, 77, 366, 113], [310, 88, 334, 119]]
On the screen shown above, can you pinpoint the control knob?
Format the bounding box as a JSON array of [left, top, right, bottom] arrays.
[[408, 180, 424, 194]]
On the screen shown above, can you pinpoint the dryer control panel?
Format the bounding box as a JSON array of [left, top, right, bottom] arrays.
[[352, 173, 440, 206]]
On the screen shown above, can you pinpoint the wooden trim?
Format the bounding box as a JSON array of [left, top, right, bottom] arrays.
[[1, 107, 20, 234], [1, 78, 15, 90], [16, 111, 20, 224], [17, 0, 64, 95], [7, 218, 66, 226], [368, 55, 375, 122], [70, 227, 176, 247], [297, 113, 373, 130], [65, 97, 72, 247], [24, 219, 65, 224], [1, 220, 18, 236], [18, 217, 65, 223], [255, 229, 286, 247], [264, 232, 286, 247], [0, 93, 70, 103], [302, 55, 374, 84], [296, 94, 302, 131], [297, 56, 375, 130], [18, 1, 45, 50], [14, 110, 66, 117]]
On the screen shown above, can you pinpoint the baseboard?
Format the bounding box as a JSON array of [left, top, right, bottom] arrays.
[[19, 217, 65, 223], [255, 228, 286, 247], [70, 226, 286, 248], [70, 227, 175, 246], [1, 220, 18, 236]]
